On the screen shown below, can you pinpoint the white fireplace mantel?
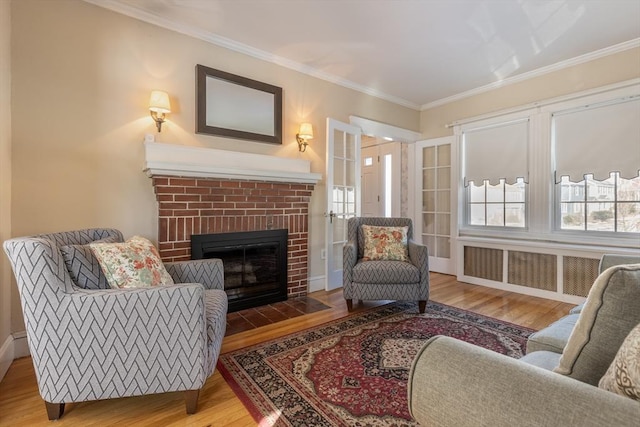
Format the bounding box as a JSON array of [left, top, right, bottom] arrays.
[[143, 142, 322, 184]]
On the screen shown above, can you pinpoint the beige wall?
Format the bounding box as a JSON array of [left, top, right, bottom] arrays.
[[9, 0, 419, 331], [1, 0, 12, 358], [421, 47, 640, 138], [10, 0, 637, 339]]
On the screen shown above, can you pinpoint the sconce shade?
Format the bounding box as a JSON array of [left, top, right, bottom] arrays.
[[296, 122, 313, 152], [149, 90, 171, 113], [298, 122, 314, 140]]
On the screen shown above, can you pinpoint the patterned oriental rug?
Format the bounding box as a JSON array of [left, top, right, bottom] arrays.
[[218, 301, 535, 427]]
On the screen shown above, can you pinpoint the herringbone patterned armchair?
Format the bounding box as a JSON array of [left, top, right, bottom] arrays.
[[343, 217, 430, 313], [3, 228, 228, 420]]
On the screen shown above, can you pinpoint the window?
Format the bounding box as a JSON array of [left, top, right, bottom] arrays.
[[384, 154, 392, 217], [462, 118, 528, 228], [559, 173, 640, 232], [469, 178, 526, 227], [553, 96, 640, 234], [455, 81, 639, 246]]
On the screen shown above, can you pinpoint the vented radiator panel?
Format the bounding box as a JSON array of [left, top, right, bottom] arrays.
[[563, 256, 599, 297], [464, 246, 503, 282], [507, 251, 556, 291]]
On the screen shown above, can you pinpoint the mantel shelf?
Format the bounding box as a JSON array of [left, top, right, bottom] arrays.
[[143, 142, 322, 184]]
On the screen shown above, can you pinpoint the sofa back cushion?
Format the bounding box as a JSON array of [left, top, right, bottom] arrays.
[[554, 264, 640, 386], [599, 254, 640, 274]]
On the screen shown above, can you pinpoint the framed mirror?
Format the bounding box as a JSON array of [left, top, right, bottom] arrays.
[[196, 64, 283, 144]]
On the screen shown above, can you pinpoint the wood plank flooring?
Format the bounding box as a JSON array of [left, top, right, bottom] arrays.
[[0, 273, 575, 426]]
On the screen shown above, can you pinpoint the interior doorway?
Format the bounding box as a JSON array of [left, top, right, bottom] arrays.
[[361, 136, 401, 217]]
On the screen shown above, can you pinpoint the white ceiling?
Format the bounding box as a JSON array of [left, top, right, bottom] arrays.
[[93, 0, 640, 110]]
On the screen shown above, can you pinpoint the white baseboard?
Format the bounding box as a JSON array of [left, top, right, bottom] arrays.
[[0, 334, 14, 382], [308, 275, 326, 293], [0, 331, 30, 383], [13, 331, 29, 358]]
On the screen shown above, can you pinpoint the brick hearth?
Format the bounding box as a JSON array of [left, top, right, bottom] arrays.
[[152, 176, 314, 297]]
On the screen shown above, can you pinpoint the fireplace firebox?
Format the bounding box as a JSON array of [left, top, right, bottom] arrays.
[[191, 229, 288, 312]]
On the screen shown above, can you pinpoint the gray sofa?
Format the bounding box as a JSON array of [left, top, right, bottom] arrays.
[[525, 254, 640, 359], [408, 255, 640, 427], [3, 229, 228, 420]]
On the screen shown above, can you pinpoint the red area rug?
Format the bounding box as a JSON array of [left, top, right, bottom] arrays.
[[218, 301, 534, 426]]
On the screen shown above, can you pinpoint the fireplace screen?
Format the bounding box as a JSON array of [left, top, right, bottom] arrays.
[[191, 229, 288, 312]]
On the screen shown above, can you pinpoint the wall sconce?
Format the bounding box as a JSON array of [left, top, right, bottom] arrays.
[[296, 122, 313, 152], [149, 90, 171, 132]]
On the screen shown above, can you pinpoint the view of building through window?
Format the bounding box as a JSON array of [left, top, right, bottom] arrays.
[[468, 178, 526, 227], [559, 172, 640, 232]]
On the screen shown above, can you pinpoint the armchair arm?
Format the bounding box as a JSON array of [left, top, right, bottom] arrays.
[[408, 336, 640, 427], [408, 239, 429, 287], [343, 242, 357, 290], [37, 284, 208, 403], [599, 254, 640, 273], [165, 258, 224, 290]]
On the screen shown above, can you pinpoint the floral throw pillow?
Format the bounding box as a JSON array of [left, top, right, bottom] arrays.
[[598, 322, 640, 401], [361, 225, 409, 262], [89, 236, 174, 289]]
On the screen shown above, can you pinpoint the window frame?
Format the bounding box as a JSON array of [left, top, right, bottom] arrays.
[[455, 80, 640, 249], [556, 172, 640, 234], [459, 111, 532, 233], [466, 178, 528, 228]]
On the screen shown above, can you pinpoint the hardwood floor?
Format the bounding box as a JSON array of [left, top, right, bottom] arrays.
[[0, 273, 575, 426]]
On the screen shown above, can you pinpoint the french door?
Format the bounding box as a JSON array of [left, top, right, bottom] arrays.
[[325, 118, 361, 290], [414, 136, 456, 274]]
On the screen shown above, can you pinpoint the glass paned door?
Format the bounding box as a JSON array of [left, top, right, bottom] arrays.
[[326, 118, 361, 290], [415, 137, 455, 274]]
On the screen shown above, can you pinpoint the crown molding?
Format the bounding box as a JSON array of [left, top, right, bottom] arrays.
[[421, 38, 640, 110], [83, 0, 421, 110]]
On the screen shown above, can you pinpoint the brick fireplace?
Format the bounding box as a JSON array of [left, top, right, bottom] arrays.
[[144, 142, 322, 299], [152, 176, 314, 296]]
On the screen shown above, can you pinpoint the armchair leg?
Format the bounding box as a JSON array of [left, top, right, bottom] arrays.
[[185, 389, 200, 414], [346, 299, 353, 311], [44, 401, 65, 420], [418, 300, 427, 314]]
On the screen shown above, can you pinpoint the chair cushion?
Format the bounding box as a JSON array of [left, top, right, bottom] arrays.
[[599, 322, 640, 401], [526, 314, 579, 354], [361, 225, 409, 261], [352, 259, 419, 284], [554, 264, 640, 386], [520, 350, 562, 371], [569, 302, 585, 315], [60, 236, 119, 289], [90, 236, 174, 289]]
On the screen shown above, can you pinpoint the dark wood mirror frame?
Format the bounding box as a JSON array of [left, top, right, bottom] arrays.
[[196, 64, 283, 144]]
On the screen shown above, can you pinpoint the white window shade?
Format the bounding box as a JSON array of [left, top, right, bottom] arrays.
[[463, 119, 528, 185], [554, 97, 640, 182]]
